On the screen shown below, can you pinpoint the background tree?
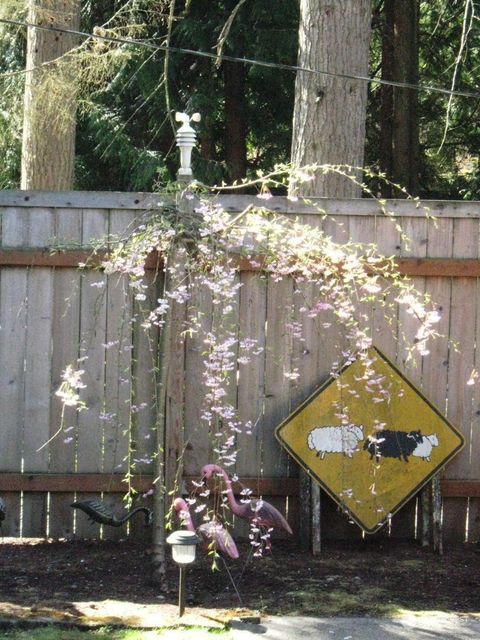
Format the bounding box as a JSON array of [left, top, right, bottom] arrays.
[[290, 0, 372, 197], [21, 0, 81, 190], [379, 0, 419, 197], [288, 0, 372, 550]]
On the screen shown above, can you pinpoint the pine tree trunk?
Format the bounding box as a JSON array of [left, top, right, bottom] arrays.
[[21, 0, 80, 190], [379, 0, 394, 198], [291, 0, 372, 552], [392, 0, 419, 196], [290, 0, 372, 197], [223, 60, 247, 182], [380, 0, 419, 197]]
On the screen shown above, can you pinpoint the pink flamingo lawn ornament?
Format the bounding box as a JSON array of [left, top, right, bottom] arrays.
[[201, 464, 293, 535], [173, 497, 239, 560]]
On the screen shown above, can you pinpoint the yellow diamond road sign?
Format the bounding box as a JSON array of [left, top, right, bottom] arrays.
[[275, 347, 464, 533]]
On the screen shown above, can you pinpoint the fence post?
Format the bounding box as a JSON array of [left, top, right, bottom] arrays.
[[170, 111, 200, 494], [432, 476, 443, 554], [152, 112, 200, 587]]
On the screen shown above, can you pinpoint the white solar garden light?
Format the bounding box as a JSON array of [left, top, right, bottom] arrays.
[[166, 529, 199, 617], [175, 112, 201, 177]]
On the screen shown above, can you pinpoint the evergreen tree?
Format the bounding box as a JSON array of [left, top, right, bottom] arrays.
[[291, 0, 372, 197], [21, 0, 81, 190]]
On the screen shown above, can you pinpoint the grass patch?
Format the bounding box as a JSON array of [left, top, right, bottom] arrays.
[[397, 559, 424, 570], [0, 626, 231, 640], [285, 586, 402, 617]]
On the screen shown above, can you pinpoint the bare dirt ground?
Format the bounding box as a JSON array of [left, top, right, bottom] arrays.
[[1, 536, 480, 628]]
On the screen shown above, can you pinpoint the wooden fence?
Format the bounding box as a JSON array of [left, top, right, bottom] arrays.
[[0, 190, 479, 548]]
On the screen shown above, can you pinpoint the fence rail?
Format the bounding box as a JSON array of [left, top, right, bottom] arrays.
[[0, 191, 479, 547]]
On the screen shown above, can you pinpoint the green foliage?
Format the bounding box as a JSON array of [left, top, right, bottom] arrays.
[[417, 1, 480, 199], [1, 1, 480, 196], [172, 0, 298, 183], [0, 18, 25, 188], [76, 102, 170, 190], [367, 0, 480, 200], [74, 0, 174, 190], [0, 74, 23, 189], [64, 0, 298, 189]]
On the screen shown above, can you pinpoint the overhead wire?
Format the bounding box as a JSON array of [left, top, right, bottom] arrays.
[[1, 16, 480, 100]]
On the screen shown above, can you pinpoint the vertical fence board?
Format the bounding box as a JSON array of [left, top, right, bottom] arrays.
[[22, 208, 55, 536], [389, 217, 428, 539], [0, 208, 28, 535], [105, 211, 135, 475], [420, 217, 454, 547], [75, 209, 108, 538], [164, 274, 187, 510], [235, 272, 268, 538], [129, 273, 159, 543], [443, 219, 479, 542], [48, 208, 83, 539], [289, 213, 323, 549], [470, 269, 480, 542], [293, 279, 320, 549], [236, 273, 267, 478], [101, 210, 136, 541], [184, 282, 213, 476], [262, 276, 294, 539]]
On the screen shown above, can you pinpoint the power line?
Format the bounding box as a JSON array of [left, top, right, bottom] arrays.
[[1, 16, 480, 100]]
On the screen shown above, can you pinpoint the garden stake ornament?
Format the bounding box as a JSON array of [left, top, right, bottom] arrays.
[[71, 500, 153, 527], [175, 111, 201, 177], [166, 529, 199, 617]]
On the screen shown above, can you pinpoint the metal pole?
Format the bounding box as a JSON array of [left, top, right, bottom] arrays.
[[178, 565, 186, 617]]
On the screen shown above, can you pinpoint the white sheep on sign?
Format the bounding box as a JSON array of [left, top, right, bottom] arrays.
[[307, 425, 364, 459]]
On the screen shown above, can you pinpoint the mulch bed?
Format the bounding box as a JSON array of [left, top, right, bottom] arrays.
[[0, 536, 479, 627]]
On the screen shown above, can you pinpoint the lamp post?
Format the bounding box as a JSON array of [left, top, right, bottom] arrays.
[[175, 112, 201, 180], [166, 530, 199, 617]]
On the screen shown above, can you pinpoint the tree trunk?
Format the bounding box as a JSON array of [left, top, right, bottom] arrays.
[[290, 0, 372, 197], [379, 0, 394, 198], [380, 0, 419, 197], [392, 0, 419, 196], [290, 0, 372, 553], [223, 60, 247, 182], [21, 0, 80, 190]]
